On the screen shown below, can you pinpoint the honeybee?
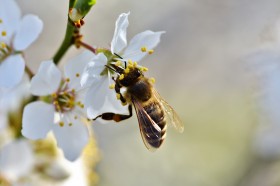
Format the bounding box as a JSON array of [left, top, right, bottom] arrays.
[[94, 60, 184, 151]]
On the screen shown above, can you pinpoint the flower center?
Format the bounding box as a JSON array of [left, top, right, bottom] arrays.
[[0, 41, 12, 62], [51, 80, 84, 113], [0, 19, 12, 63]]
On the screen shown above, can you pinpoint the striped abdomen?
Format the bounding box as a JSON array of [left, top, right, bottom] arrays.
[[143, 100, 167, 148]]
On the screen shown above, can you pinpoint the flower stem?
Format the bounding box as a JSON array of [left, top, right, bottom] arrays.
[[78, 40, 96, 54], [53, 19, 78, 64], [25, 65, 34, 78]]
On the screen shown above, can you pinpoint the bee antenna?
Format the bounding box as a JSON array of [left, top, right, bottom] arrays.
[[114, 53, 123, 59]]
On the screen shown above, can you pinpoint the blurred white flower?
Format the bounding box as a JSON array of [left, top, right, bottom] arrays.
[[0, 139, 34, 183], [81, 12, 164, 119], [22, 51, 94, 161], [248, 50, 280, 159], [0, 0, 43, 89]]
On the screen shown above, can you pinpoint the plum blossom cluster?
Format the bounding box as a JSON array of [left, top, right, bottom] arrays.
[[21, 12, 164, 161], [0, 0, 43, 89]]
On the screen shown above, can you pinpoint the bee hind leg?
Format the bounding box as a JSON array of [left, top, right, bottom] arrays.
[[93, 104, 133, 122]]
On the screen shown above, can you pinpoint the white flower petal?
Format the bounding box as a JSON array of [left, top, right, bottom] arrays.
[[0, 0, 21, 42], [0, 54, 25, 88], [22, 101, 54, 140], [111, 12, 130, 54], [30, 60, 62, 96], [0, 140, 34, 181], [86, 75, 128, 119], [123, 30, 165, 62], [261, 68, 280, 125], [52, 119, 89, 161], [13, 14, 43, 51], [65, 50, 95, 89], [80, 53, 107, 87]]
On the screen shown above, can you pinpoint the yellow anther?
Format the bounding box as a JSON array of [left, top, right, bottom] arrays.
[[69, 123, 73, 126], [124, 68, 130, 74], [87, 118, 91, 122], [128, 59, 133, 65], [109, 84, 115, 89], [53, 101, 58, 105], [76, 73, 80, 77], [0, 19, 2, 23], [141, 46, 147, 52], [72, 89, 76, 93], [148, 50, 154, 54], [121, 102, 127, 106], [149, 77, 156, 84], [115, 60, 122, 66], [52, 93, 57, 98], [74, 115, 78, 120], [1, 31, 6, 36], [116, 93, 121, 100], [119, 74, 124, 80], [59, 121, 64, 127], [140, 67, 148, 72], [1, 42, 6, 49], [133, 61, 138, 67], [65, 78, 70, 82]]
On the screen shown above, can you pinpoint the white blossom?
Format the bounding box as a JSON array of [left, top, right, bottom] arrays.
[[0, 0, 43, 89], [22, 51, 94, 161], [81, 12, 164, 119]]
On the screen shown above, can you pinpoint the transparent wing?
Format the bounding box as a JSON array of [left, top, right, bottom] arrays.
[[132, 98, 162, 151], [152, 89, 184, 133]]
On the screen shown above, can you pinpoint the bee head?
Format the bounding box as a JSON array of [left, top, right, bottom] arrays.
[[106, 60, 148, 86]]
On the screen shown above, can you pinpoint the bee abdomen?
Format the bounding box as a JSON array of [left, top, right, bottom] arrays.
[[144, 101, 167, 148]]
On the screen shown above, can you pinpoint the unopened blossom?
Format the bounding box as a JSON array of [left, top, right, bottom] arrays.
[[81, 12, 164, 119], [22, 51, 94, 161], [0, 0, 43, 89]]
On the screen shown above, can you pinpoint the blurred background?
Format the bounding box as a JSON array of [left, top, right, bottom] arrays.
[[6, 0, 280, 185]]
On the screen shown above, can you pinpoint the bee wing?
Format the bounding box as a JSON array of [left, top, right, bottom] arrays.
[[132, 98, 162, 151], [152, 89, 184, 133]]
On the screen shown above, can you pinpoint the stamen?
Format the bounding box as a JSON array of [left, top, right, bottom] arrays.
[[140, 67, 148, 72], [149, 77, 156, 84], [0, 19, 2, 23], [121, 102, 127, 106], [115, 60, 122, 66], [52, 93, 57, 98], [76, 73, 80, 77], [116, 93, 121, 100], [128, 59, 133, 65], [65, 78, 70, 82], [119, 74, 124, 80], [133, 62, 138, 67], [141, 46, 147, 52], [148, 50, 154, 54], [1, 31, 6, 37], [109, 84, 115, 89], [59, 121, 64, 127], [69, 122, 73, 126], [1, 42, 6, 49], [124, 68, 130, 74], [74, 115, 78, 120]]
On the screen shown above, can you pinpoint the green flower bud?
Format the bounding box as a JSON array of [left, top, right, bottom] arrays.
[[69, 0, 96, 22]]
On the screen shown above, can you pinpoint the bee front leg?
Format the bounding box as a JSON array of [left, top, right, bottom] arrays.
[[115, 81, 126, 104], [93, 104, 133, 122]]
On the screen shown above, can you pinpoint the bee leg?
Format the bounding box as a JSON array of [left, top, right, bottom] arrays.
[[115, 81, 126, 104], [93, 104, 133, 122]]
